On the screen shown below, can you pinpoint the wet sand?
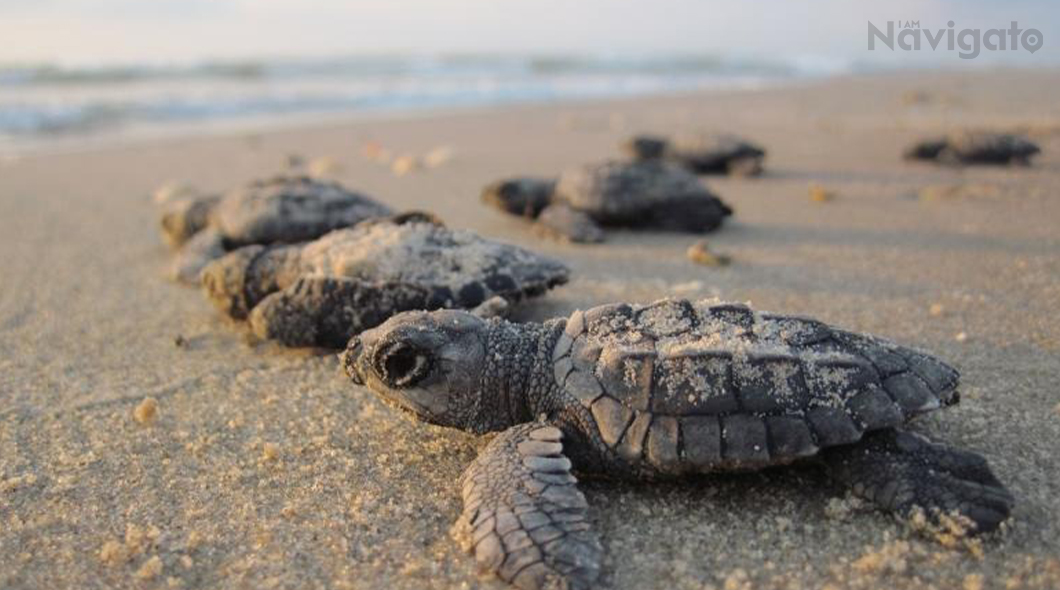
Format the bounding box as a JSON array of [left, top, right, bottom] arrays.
[[1, 68, 1059, 589]]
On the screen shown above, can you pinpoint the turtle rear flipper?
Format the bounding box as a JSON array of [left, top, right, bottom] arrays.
[[724, 155, 764, 177], [248, 276, 435, 348], [1012, 154, 1035, 167], [455, 423, 602, 590], [644, 192, 732, 233], [822, 429, 1013, 534]]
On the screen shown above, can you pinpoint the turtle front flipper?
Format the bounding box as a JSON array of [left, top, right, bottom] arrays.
[[822, 428, 1014, 534], [455, 423, 602, 590], [903, 138, 950, 161], [169, 227, 227, 285], [470, 295, 511, 320], [248, 276, 434, 348], [533, 203, 605, 243]]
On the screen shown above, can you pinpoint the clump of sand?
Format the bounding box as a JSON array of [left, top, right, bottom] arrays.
[[687, 240, 732, 267], [809, 184, 836, 203], [907, 508, 986, 558], [308, 156, 342, 177], [261, 442, 281, 463], [361, 141, 456, 176], [135, 556, 163, 580], [133, 397, 158, 425], [98, 524, 160, 567]]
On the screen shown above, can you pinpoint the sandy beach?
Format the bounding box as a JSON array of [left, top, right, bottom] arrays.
[[2, 68, 1059, 589]]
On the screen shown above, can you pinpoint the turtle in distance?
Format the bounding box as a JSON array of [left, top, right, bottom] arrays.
[[904, 132, 1041, 166], [624, 132, 767, 176], [158, 175, 392, 284], [482, 160, 732, 243]]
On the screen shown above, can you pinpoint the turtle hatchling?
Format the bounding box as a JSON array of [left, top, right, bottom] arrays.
[[904, 131, 1041, 166], [481, 160, 732, 243], [344, 299, 1013, 590], [158, 175, 392, 284], [200, 213, 569, 348], [624, 132, 767, 176]]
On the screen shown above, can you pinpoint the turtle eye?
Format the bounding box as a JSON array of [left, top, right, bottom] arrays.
[[375, 342, 432, 388]]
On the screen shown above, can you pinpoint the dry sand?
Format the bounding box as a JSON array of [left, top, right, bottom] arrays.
[[2, 68, 1060, 589]]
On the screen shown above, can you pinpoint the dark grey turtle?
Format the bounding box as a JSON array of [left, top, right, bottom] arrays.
[[482, 160, 732, 243], [624, 133, 767, 176], [343, 299, 1013, 590], [159, 175, 392, 284], [200, 214, 569, 348], [904, 132, 1041, 166]]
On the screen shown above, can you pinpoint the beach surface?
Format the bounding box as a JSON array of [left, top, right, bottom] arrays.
[[2, 69, 1059, 589]]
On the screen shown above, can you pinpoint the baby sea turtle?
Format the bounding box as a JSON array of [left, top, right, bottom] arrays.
[[344, 299, 1013, 590], [904, 132, 1041, 166], [159, 175, 392, 284], [482, 160, 732, 243], [624, 133, 766, 176], [201, 214, 569, 348]]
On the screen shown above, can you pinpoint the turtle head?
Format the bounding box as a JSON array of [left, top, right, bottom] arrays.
[[344, 309, 497, 432], [480, 177, 554, 218], [622, 134, 669, 160]]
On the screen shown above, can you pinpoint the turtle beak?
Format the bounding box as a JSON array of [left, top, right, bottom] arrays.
[[344, 337, 365, 385]]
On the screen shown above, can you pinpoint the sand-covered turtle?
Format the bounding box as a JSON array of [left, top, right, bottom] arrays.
[[344, 299, 1013, 590], [158, 175, 392, 284], [624, 133, 766, 176], [482, 160, 732, 243], [200, 214, 569, 348], [904, 132, 1041, 166]]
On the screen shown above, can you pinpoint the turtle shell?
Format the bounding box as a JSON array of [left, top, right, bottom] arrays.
[[214, 175, 393, 245], [905, 132, 1041, 164], [668, 133, 765, 160], [296, 217, 570, 308], [551, 161, 720, 223], [943, 132, 1040, 163], [552, 299, 959, 473], [627, 133, 765, 172]]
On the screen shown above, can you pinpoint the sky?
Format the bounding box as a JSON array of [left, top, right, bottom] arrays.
[[0, 0, 1057, 67]]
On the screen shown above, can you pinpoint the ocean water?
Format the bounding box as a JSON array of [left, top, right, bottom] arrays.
[[0, 54, 844, 152]]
